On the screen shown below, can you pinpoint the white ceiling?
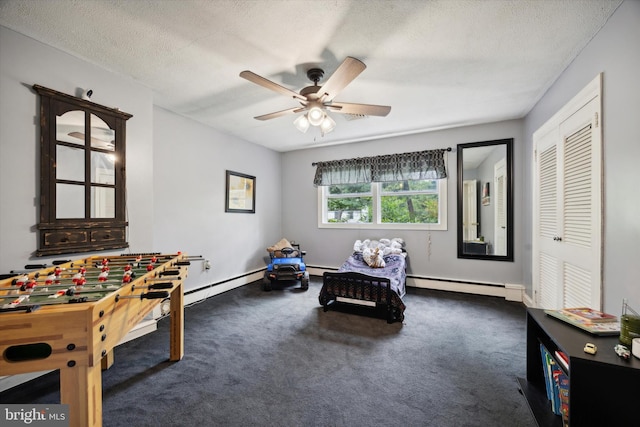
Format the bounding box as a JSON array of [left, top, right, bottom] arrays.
[[0, 0, 622, 152]]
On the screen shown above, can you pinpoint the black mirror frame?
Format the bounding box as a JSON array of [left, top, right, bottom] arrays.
[[456, 138, 514, 262]]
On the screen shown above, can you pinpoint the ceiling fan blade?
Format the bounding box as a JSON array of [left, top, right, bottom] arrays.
[[254, 107, 305, 121], [317, 57, 366, 103], [328, 102, 391, 117], [240, 71, 306, 101]]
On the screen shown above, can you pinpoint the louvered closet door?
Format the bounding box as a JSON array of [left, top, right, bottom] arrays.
[[533, 95, 602, 309], [535, 127, 561, 308]]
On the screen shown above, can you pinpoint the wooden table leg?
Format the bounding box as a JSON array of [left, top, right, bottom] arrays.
[[60, 363, 102, 427], [101, 349, 114, 370], [169, 283, 184, 361]]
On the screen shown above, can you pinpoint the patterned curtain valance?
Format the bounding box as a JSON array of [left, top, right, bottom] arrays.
[[313, 149, 448, 186]]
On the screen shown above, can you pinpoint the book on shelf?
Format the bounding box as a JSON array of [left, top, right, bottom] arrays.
[[555, 370, 570, 426], [559, 307, 617, 323], [540, 345, 562, 416], [554, 350, 569, 372], [540, 344, 570, 422], [544, 308, 620, 336], [540, 344, 553, 402]]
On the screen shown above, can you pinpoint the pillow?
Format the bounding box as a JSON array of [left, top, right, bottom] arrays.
[[391, 237, 405, 247], [363, 247, 385, 268], [353, 237, 406, 256]]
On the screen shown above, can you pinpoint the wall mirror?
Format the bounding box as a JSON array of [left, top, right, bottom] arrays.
[[34, 85, 132, 256], [457, 138, 513, 261]]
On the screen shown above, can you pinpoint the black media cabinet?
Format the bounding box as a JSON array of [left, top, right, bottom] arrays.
[[517, 308, 640, 426]]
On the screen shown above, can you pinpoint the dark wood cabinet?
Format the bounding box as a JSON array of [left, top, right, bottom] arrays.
[[462, 241, 489, 255], [518, 308, 640, 426], [33, 85, 132, 256]]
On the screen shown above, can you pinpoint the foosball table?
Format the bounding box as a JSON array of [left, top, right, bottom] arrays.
[[0, 253, 191, 427]]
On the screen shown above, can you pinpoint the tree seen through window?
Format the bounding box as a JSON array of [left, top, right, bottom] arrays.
[[325, 180, 440, 224]]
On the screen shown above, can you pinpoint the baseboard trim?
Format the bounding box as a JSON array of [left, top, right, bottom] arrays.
[[0, 371, 52, 393], [184, 270, 264, 306], [409, 277, 523, 301], [522, 292, 535, 307]]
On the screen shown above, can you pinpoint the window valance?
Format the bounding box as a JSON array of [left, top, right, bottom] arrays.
[[313, 149, 448, 186]]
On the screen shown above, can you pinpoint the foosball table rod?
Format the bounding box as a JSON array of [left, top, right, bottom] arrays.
[[1, 281, 175, 296]]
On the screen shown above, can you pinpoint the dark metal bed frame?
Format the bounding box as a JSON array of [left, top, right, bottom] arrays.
[[320, 271, 401, 323]]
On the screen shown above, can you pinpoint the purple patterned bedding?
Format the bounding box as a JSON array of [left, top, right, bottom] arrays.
[[337, 252, 407, 298]]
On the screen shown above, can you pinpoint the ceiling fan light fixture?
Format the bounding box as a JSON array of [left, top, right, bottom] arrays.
[[320, 114, 336, 134], [307, 106, 324, 126], [293, 114, 310, 133], [241, 57, 390, 139]]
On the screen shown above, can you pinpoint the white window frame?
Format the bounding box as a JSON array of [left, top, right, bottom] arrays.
[[318, 179, 447, 230]]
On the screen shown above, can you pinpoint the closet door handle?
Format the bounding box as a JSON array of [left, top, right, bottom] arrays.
[[553, 236, 563, 241]]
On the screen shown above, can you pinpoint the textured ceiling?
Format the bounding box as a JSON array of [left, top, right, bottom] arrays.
[[0, 0, 622, 152]]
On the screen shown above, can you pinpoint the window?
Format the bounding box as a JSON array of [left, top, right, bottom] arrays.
[[318, 178, 447, 230], [324, 183, 373, 224]]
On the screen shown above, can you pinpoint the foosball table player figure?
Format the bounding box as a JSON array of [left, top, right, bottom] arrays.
[[0, 252, 193, 427]]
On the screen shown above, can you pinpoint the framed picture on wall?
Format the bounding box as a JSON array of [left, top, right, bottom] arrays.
[[225, 170, 256, 213], [482, 182, 490, 206]]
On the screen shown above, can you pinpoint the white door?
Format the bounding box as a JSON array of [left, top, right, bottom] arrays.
[[535, 126, 562, 308], [463, 179, 478, 241], [494, 158, 507, 256], [533, 75, 602, 310]]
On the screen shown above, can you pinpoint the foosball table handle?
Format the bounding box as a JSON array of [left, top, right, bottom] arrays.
[[147, 282, 174, 290], [141, 291, 169, 299], [159, 270, 181, 276], [115, 291, 169, 302], [24, 264, 48, 270]]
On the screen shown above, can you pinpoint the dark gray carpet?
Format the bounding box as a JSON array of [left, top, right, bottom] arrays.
[[1, 278, 536, 427]]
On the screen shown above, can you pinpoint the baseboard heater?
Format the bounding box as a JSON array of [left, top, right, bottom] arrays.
[[183, 269, 264, 306]]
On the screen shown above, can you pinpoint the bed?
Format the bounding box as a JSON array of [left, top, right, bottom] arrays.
[[318, 238, 407, 323]]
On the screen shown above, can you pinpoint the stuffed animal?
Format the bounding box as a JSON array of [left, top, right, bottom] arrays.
[[267, 238, 296, 257], [363, 247, 385, 268]]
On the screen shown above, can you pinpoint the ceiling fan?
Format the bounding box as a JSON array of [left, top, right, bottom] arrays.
[[239, 57, 391, 135]]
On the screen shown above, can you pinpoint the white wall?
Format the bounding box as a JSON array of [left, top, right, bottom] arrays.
[[523, 0, 640, 313], [0, 26, 154, 270], [152, 107, 282, 291], [0, 27, 283, 294], [281, 119, 525, 286]]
